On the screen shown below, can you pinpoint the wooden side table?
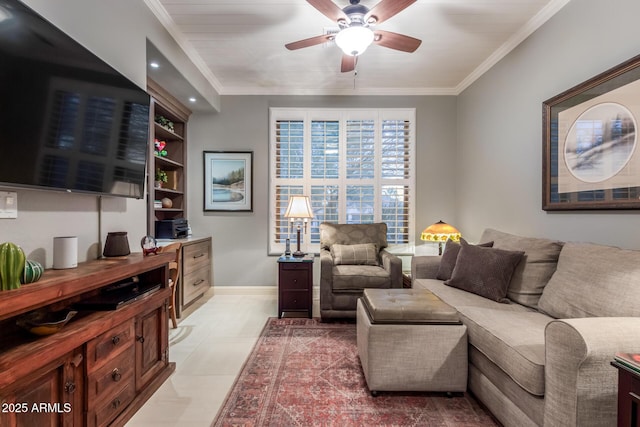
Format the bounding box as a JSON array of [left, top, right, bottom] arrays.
[[277, 255, 314, 318], [612, 356, 640, 426]]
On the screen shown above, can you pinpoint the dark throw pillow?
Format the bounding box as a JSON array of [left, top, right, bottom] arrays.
[[445, 239, 524, 303], [436, 239, 494, 280]]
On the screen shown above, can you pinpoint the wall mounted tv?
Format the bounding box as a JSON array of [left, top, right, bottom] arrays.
[[0, 0, 150, 199]]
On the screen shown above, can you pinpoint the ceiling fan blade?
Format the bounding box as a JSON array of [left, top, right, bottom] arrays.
[[373, 30, 421, 53], [341, 55, 356, 73], [365, 0, 416, 25], [285, 34, 333, 50], [307, 0, 348, 23]]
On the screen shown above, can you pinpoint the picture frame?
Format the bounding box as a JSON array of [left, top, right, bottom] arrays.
[[203, 151, 253, 212], [543, 54, 640, 210]]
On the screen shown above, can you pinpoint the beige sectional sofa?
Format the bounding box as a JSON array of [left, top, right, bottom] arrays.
[[411, 228, 640, 427]]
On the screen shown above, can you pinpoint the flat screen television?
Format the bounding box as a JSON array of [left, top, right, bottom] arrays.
[[0, 0, 150, 199]]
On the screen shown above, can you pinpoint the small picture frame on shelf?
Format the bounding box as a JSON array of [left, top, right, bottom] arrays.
[[203, 151, 253, 212]]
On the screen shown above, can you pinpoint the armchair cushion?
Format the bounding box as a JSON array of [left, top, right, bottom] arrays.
[[331, 243, 379, 266], [332, 265, 391, 291], [446, 239, 524, 303]]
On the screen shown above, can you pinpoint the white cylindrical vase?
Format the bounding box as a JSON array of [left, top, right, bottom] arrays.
[[53, 236, 78, 269]]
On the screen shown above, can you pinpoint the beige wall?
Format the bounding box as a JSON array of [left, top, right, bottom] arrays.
[[188, 95, 457, 286], [0, 0, 217, 267], [455, 0, 640, 247]]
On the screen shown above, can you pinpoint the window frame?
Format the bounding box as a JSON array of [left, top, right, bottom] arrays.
[[269, 107, 416, 255]]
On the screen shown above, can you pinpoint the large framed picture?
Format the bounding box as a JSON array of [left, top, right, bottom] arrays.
[[543, 54, 640, 210], [203, 151, 253, 212]]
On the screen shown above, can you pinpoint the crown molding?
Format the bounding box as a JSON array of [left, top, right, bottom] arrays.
[[455, 0, 571, 94], [144, 0, 224, 94]]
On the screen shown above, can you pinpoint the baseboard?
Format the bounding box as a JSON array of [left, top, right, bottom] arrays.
[[213, 285, 277, 295], [212, 285, 321, 300]]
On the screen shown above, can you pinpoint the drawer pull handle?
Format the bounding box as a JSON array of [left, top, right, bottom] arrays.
[[65, 381, 76, 394], [293, 279, 297, 283], [112, 335, 120, 345], [137, 335, 145, 344], [112, 369, 122, 382], [193, 253, 205, 259], [112, 398, 121, 409], [193, 279, 205, 286]]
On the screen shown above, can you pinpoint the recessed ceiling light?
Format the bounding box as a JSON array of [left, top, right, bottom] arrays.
[[189, 97, 197, 103], [149, 62, 160, 69]]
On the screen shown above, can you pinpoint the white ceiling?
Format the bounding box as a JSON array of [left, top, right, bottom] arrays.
[[145, 0, 569, 97]]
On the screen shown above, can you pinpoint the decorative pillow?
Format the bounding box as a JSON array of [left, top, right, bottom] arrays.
[[331, 243, 379, 266], [445, 239, 524, 303], [538, 242, 640, 318], [480, 229, 564, 308], [436, 239, 494, 280]]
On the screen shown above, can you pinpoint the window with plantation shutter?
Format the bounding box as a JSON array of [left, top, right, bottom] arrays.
[[270, 108, 415, 255]]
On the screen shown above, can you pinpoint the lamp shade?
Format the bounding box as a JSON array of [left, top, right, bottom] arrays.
[[420, 220, 461, 243], [284, 196, 314, 220], [335, 26, 374, 56]]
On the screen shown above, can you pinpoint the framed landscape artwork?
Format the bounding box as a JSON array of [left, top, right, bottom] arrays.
[[203, 151, 253, 212], [543, 54, 640, 210]]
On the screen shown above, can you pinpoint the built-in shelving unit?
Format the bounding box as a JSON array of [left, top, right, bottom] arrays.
[[147, 79, 192, 235]]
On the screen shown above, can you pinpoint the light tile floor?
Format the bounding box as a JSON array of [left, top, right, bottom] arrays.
[[126, 289, 316, 427]]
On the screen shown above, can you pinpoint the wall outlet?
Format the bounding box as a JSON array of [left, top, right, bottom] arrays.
[[0, 191, 18, 219]]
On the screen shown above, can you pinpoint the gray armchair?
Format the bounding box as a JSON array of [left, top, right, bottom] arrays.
[[319, 222, 403, 320]]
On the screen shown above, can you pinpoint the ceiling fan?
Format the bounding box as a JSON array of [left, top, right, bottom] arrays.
[[285, 0, 422, 73]]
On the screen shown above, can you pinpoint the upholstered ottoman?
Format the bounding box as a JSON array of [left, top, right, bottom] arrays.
[[356, 288, 468, 394]]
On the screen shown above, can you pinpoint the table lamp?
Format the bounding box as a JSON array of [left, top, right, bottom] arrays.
[[420, 220, 461, 255], [284, 195, 314, 257]]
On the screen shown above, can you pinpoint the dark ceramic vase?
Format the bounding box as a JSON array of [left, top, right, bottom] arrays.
[[103, 232, 131, 257]]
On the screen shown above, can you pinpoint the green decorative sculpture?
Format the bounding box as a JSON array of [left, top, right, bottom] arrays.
[[0, 242, 26, 291], [22, 259, 44, 284]]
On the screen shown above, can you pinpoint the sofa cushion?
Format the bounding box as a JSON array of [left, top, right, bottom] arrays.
[[331, 243, 378, 266], [320, 222, 388, 250], [480, 229, 564, 309], [436, 239, 494, 280], [538, 242, 640, 318], [332, 265, 390, 291], [446, 239, 524, 303], [414, 278, 550, 396]]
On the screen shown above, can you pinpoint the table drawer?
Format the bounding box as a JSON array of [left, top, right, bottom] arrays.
[[87, 381, 135, 427], [183, 241, 210, 273], [279, 269, 310, 290], [280, 290, 310, 310], [87, 344, 135, 407], [86, 319, 135, 371], [183, 266, 210, 304]]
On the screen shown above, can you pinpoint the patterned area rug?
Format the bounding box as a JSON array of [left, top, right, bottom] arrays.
[[212, 318, 498, 427]]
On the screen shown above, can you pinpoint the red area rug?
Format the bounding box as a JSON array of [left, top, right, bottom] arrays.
[[212, 318, 498, 427]]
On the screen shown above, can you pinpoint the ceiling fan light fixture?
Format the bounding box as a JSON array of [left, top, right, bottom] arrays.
[[335, 26, 374, 56]]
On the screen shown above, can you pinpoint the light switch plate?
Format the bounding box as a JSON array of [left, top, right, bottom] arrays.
[[0, 191, 18, 219]]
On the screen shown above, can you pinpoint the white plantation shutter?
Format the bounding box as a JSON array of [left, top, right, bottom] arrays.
[[270, 108, 415, 255]]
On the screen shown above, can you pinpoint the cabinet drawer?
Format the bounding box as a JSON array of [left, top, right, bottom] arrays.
[[279, 269, 309, 290], [280, 290, 310, 309], [87, 381, 135, 427], [183, 241, 210, 273], [86, 319, 135, 371], [87, 344, 135, 407], [183, 266, 210, 305], [280, 262, 311, 271]]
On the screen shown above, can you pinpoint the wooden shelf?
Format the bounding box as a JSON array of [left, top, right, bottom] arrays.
[[147, 79, 191, 236], [0, 253, 173, 322]]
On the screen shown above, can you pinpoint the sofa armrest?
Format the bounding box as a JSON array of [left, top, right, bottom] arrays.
[[410, 256, 441, 281], [380, 249, 402, 288], [544, 317, 640, 427]]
